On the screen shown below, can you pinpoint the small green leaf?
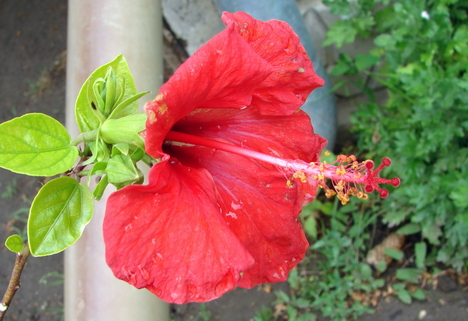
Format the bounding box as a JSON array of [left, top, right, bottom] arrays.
[[106, 154, 141, 187], [0, 113, 78, 176], [415, 242, 427, 269], [384, 248, 404, 261], [396, 289, 412, 304], [359, 263, 373, 280], [5, 234, 24, 253], [355, 54, 380, 71], [377, 260, 387, 272], [397, 223, 421, 235], [374, 34, 395, 47], [28, 177, 94, 256], [410, 288, 425, 300], [304, 215, 318, 240], [396, 268, 422, 283]]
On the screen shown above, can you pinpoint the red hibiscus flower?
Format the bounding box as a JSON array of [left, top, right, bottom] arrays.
[[103, 11, 399, 304]]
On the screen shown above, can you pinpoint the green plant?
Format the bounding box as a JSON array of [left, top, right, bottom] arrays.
[[1, 178, 17, 198], [325, 0, 468, 272], [268, 197, 387, 321]]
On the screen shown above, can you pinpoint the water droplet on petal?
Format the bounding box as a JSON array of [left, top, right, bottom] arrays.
[[226, 212, 238, 219]]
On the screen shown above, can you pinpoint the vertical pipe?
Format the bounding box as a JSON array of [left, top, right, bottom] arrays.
[[65, 1, 169, 320]]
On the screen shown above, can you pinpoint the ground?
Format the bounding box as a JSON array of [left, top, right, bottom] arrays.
[[0, 1, 467, 321]]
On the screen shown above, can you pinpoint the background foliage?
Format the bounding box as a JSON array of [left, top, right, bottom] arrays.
[[258, 0, 468, 320], [325, 0, 468, 270]]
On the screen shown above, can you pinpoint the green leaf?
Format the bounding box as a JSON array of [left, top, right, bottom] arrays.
[[396, 289, 412, 304], [396, 268, 422, 283], [75, 55, 138, 133], [355, 54, 380, 71], [410, 288, 425, 300], [106, 154, 141, 186], [374, 33, 395, 47], [415, 242, 427, 269], [377, 260, 387, 272], [397, 223, 421, 235], [0, 113, 78, 176], [28, 177, 94, 256], [384, 248, 404, 261], [304, 215, 318, 240], [5, 234, 24, 253]]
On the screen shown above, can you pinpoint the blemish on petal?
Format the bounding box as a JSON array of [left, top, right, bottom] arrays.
[[159, 103, 168, 114], [153, 93, 164, 102], [148, 110, 157, 124], [298, 67, 305, 73]]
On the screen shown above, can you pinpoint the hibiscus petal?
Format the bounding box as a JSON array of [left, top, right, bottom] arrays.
[[145, 23, 274, 158], [104, 158, 255, 303], [167, 107, 326, 287], [222, 11, 325, 115]]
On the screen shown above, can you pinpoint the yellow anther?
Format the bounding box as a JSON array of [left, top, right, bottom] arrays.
[[335, 165, 346, 176], [325, 189, 336, 198], [324, 151, 331, 156], [286, 180, 292, 187], [354, 172, 362, 179], [337, 192, 349, 205], [319, 163, 325, 172]]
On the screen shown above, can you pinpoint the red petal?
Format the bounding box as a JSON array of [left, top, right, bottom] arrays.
[[222, 12, 325, 115], [144, 24, 273, 158], [104, 159, 255, 303], [168, 107, 326, 286]]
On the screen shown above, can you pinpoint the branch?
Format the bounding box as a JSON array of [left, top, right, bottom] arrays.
[[0, 242, 30, 321]]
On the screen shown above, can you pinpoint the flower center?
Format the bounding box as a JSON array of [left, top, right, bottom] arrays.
[[165, 131, 400, 204]]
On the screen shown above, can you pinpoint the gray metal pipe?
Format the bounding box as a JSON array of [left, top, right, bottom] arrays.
[[216, 0, 337, 149], [65, 1, 169, 320]]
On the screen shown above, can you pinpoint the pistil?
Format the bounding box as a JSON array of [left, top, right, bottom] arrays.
[[165, 131, 400, 204]]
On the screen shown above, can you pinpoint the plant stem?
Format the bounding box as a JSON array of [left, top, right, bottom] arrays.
[[0, 242, 30, 321]]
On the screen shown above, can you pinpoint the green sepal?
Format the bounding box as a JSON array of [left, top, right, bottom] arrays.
[[5, 234, 25, 253], [0, 113, 78, 176], [100, 114, 147, 149], [93, 175, 109, 201], [106, 154, 142, 187], [112, 143, 130, 157], [130, 147, 145, 163], [109, 91, 150, 120], [82, 139, 110, 166], [75, 55, 139, 133], [28, 177, 94, 257]]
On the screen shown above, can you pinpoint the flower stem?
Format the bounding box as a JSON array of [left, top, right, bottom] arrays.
[[0, 242, 30, 321], [71, 129, 99, 146]]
